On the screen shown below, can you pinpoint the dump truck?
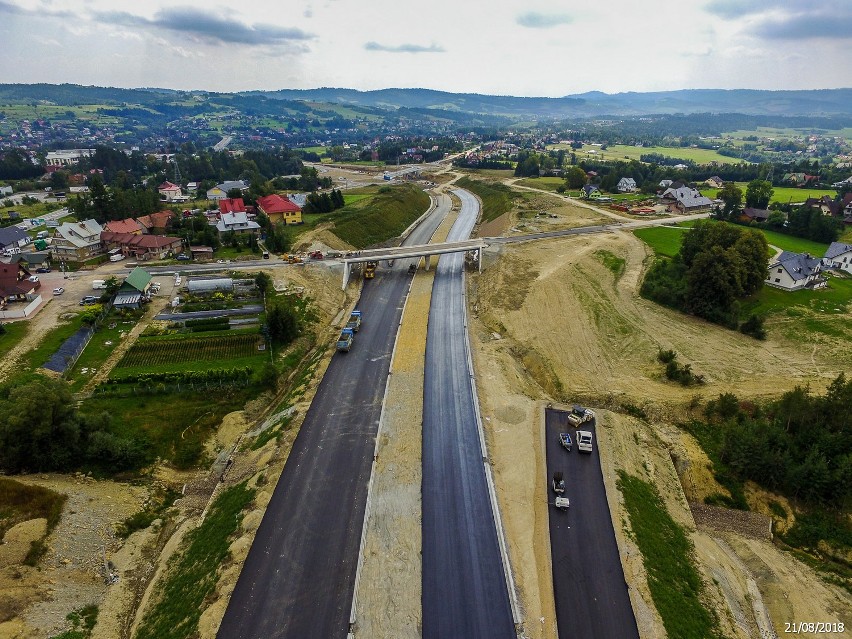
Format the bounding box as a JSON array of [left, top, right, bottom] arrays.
[[364, 261, 377, 279], [336, 327, 354, 352], [577, 430, 594, 453], [346, 310, 362, 332]]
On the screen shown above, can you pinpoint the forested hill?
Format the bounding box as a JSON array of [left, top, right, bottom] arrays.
[[2, 83, 852, 118], [252, 87, 852, 117]]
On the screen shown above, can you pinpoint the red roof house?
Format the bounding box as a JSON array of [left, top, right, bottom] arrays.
[[257, 194, 302, 225]]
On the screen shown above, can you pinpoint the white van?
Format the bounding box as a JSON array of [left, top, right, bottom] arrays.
[[109, 253, 126, 262], [92, 279, 108, 290]]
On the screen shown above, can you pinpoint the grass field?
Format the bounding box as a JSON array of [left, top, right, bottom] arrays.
[[328, 183, 430, 248], [548, 143, 742, 165], [0, 321, 28, 360], [455, 176, 518, 223], [66, 314, 141, 392], [634, 222, 830, 258], [514, 177, 565, 192], [617, 471, 721, 638], [700, 183, 839, 204]]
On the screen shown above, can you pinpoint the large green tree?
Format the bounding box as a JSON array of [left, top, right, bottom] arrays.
[[745, 179, 774, 209], [717, 182, 743, 219]]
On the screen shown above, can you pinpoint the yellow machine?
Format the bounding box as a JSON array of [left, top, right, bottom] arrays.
[[364, 261, 377, 279]]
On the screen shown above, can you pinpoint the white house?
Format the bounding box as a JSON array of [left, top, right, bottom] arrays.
[[215, 211, 261, 235], [617, 177, 637, 192], [766, 251, 824, 291], [823, 242, 852, 275], [158, 181, 189, 203]]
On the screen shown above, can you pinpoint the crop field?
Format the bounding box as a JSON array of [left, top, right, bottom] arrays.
[[116, 333, 258, 369]]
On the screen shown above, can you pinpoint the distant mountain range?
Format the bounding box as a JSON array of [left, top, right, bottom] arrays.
[[2, 83, 852, 119], [249, 87, 852, 118]]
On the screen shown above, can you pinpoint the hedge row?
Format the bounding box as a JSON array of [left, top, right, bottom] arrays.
[[185, 316, 230, 328], [108, 366, 254, 385]]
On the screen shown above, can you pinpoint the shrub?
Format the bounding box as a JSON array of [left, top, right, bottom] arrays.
[[739, 314, 767, 340]]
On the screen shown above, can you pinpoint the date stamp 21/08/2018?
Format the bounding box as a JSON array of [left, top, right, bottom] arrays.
[[783, 621, 845, 634]]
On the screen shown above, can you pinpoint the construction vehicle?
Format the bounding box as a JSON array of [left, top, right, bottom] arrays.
[[309, 250, 324, 260], [567, 405, 594, 427], [346, 310, 362, 332], [552, 471, 565, 494], [559, 432, 573, 452], [577, 430, 594, 453], [408, 263, 417, 274], [285, 254, 303, 264], [364, 261, 377, 279], [336, 327, 354, 352]]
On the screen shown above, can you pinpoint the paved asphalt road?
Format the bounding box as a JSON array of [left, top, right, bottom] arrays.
[[217, 195, 451, 639], [545, 407, 640, 639], [421, 188, 515, 638]]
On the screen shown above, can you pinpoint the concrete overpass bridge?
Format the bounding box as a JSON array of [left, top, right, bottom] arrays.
[[341, 238, 486, 288]]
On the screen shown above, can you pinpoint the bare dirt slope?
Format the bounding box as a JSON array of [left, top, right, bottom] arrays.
[[469, 229, 851, 638]]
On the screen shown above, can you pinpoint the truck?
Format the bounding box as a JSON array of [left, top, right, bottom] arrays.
[[91, 279, 108, 290], [364, 261, 377, 279], [336, 327, 354, 352], [577, 430, 594, 453], [346, 310, 362, 332], [567, 404, 595, 426]]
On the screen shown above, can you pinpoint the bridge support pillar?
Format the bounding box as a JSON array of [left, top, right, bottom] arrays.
[[478, 248, 482, 273], [425, 255, 431, 271], [342, 262, 351, 290]]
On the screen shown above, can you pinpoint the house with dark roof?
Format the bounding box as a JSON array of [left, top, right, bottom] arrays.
[[0, 255, 40, 305], [257, 194, 302, 225], [766, 251, 824, 291], [216, 211, 261, 235], [207, 181, 248, 201], [704, 176, 724, 188], [581, 184, 602, 200], [661, 187, 714, 213], [741, 208, 772, 222], [0, 226, 30, 252], [823, 242, 852, 275], [136, 210, 174, 234]]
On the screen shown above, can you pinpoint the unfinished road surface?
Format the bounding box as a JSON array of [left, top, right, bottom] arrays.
[[217, 195, 451, 639], [422, 188, 515, 637], [545, 407, 640, 639]]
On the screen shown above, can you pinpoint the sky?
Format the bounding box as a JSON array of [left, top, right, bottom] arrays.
[[1, 0, 851, 96]]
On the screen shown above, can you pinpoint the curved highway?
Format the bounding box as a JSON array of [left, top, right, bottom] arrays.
[[217, 195, 451, 639], [422, 189, 515, 637]]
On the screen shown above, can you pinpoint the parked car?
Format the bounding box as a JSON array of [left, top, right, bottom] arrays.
[[79, 295, 99, 305], [27, 275, 39, 283], [176, 254, 191, 261], [35, 267, 51, 273], [52, 287, 64, 295]]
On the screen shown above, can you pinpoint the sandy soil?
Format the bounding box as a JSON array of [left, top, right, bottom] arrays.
[[468, 228, 851, 638]]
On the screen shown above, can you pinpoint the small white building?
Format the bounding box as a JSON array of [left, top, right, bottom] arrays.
[[216, 211, 261, 235], [766, 251, 824, 291], [823, 242, 852, 275], [617, 177, 637, 193], [158, 181, 189, 203]]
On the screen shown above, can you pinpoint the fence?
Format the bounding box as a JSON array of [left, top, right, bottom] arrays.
[[0, 295, 42, 319], [92, 378, 253, 397]]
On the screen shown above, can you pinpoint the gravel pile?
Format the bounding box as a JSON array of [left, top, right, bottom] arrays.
[[690, 503, 772, 540]]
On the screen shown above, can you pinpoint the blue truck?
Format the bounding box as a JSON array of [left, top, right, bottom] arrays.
[[346, 310, 362, 332], [336, 327, 354, 352]]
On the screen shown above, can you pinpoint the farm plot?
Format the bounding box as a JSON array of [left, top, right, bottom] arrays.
[[115, 332, 260, 370]]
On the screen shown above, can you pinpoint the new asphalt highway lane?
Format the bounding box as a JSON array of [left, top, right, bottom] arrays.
[[217, 194, 451, 639], [545, 407, 640, 639], [421, 188, 515, 637]]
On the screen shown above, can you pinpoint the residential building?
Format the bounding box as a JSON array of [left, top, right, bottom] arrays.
[[766, 251, 824, 291], [658, 179, 673, 189], [831, 175, 852, 188], [218, 198, 247, 215], [661, 187, 714, 213], [158, 181, 189, 203], [135, 210, 174, 234], [114, 267, 153, 309], [0, 226, 30, 252], [0, 185, 12, 197], [44, 149, 94, 167], [0, 255, 40, 305], [189, 246, 214, 261], [742, 208, 771, 222], [207, 180, 248, 201], [215, 211, 261, 234], [104, 218, 144, 235], [257, 194, 302, 225], [100, 231, 183, 260], [704, 176, 724, 188], [617, 177, 637, 193], [823, 242, 852, 275], [582, 184, 602, 200], [52, 219, 104, 261]]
